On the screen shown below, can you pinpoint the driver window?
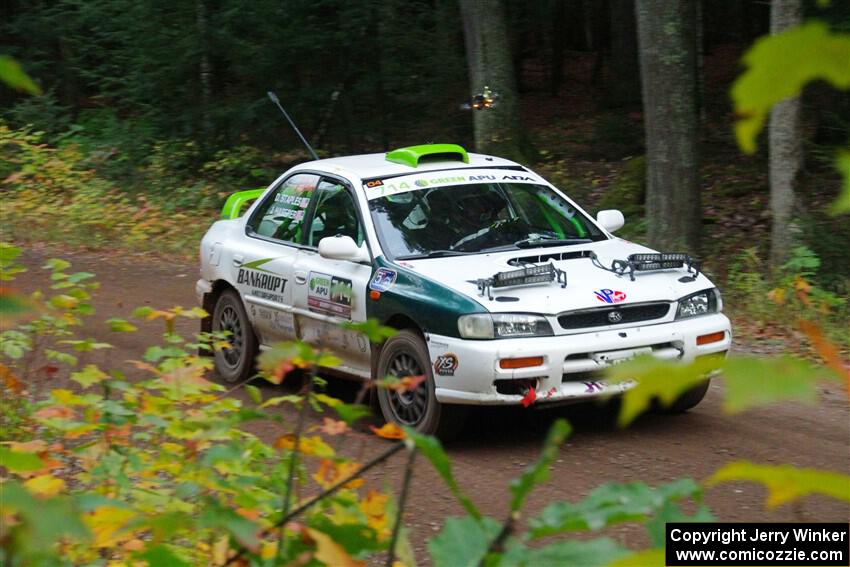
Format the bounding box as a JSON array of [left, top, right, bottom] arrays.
[[248, 173, 319, 244], [306, 179, 363, 247]]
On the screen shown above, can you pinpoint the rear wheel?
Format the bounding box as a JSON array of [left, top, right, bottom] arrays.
[[376, 329, 466, 439], [212, 289, 258, 384]]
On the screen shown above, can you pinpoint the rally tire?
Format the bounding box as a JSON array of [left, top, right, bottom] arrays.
[[212, 289, 258, 384], [663, 379, 710, 413], [376, 330, 466, 439]]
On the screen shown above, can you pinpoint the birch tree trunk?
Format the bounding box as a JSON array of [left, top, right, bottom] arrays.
[[768, 0, 803, 269], [635, 0, 701, 253]]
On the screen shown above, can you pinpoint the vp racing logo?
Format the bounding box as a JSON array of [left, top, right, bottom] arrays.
[[594, 289, 626, 304]]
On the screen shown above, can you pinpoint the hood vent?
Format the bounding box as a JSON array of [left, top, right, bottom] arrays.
[[508, 249, 594, 267]]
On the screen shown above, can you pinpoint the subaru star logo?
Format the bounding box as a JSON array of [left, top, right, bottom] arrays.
[[607, 310, 623, 323]]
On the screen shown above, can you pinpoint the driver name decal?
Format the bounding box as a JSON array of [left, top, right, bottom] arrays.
[[594, 289, 626, 304]]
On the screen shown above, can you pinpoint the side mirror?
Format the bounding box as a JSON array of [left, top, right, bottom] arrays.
[[318, 235, 370, 262], [596, 209, 625, 233]]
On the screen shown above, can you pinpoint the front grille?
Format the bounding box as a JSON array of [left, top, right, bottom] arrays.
[[558, 302, 671, 330]]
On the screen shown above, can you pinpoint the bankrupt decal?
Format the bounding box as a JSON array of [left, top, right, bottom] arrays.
[[434, 353, 459, 377], [369, 268, 397, 292], [308, 272, 353, 319], [237, 268, 287, 294]]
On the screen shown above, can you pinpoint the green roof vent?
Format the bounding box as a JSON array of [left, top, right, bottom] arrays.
[[385, 144, 469, 168]]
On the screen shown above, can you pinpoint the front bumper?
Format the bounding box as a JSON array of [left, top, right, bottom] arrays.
[[426, 313, 731, 406]]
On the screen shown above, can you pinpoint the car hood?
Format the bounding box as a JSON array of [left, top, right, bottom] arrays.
[[397, 239, 715, 314]]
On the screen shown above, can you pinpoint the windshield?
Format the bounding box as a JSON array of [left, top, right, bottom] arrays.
[[368, 182, 606, 259]]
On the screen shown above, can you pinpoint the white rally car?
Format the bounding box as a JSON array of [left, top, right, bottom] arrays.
[[197, 144, 731, 436]]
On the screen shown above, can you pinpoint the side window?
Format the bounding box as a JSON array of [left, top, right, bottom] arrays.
[[306, 179, 363, 247], [248, 173, 319, 244]]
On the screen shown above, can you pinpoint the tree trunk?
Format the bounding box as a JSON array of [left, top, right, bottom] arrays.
[[768, 0, 802, 270], [196, 0, 212, 141], [608, 0, 640, 108], [460, 0, 527, 161], [635, 0, 701, 253]]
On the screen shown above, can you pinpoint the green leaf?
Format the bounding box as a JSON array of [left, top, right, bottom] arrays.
[[528, 478, 702, 538], [333, 403, 372, 425], [732, 21, 850, 154], [830, 150, 850, 215], [245, 384, 262, 404], [497, 538, 628, 567], [132, 306, 155, 318], [405, 429, 481, 520], [427, 516, 501, 567], [605, 355, 722, 426], [509, 419, 570, 512], [106, 318, 138, 333], [645, 501, 715, 547], [199, 500, 260, 549], [44, 258, 71, 272], [137, 544, 191, 567], [609, 549, 666, 567], [260, 394, 302, 408], [0, 482, 90, 555], [341, 319, 397, 344], [0, 55, 42, 95], [720, 356, 833, 414], [71, 364, 109, 388], [707, 461, 850, 508], [0, 447, 45, 472]]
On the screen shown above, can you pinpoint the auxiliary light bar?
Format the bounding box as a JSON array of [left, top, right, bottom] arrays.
[[476, 263, 567, 300], [608, 252, 700, 281]]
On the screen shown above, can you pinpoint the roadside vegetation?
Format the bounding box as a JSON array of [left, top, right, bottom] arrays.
[[1, 1, 849, 565], [1, 243, 848, 566]]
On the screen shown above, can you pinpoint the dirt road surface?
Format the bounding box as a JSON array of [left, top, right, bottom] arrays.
[[13, 246, 850, 560]]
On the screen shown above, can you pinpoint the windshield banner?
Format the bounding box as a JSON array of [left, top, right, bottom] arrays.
[[363, 169, 545, 200]]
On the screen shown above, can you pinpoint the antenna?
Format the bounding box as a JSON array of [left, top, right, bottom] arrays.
[[267, 91, 319, 161]]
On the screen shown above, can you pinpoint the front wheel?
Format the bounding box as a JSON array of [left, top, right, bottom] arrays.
[[663, 379, 710, 413], [376, 330, 466, 439], [211, 289, 258, 384]]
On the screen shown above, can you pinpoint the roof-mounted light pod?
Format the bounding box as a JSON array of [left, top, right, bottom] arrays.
[[385, 144, 469, 168]]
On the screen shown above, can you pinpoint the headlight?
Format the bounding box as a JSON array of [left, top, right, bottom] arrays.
[[458, 313, 554, 339], [676, 288, 720, 319]]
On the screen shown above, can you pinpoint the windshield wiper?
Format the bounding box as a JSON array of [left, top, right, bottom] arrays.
[[513, 237, 592, 249], [395, 250, 475, 260]]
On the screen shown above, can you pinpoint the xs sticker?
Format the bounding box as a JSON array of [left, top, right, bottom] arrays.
[[434, 353, 459, 377], [594, 289, 627, 304], [369, 268, 397, 292]]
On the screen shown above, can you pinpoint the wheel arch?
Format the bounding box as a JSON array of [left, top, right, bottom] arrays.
[[200, 279, 238, 336]]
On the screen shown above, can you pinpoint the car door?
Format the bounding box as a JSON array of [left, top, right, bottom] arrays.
[[234, 172, 320, 345], [291, 176, 373, 378]]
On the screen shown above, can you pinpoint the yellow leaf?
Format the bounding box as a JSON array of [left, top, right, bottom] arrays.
[[313, 459, 364, 490], [707, 461, 850, 508], [305, 528, 365, 567], [8, 440, 48, 453], [24, 474, 66, 497], [275, 435, 335, 457], [260, 540, 278, 560], [609, 549, 665, 567], [767, 287, 785, 305], [359, 490, 390, 536], [370, 422, 406, 440], [212, 534, 230, 565], [85, 506, 136, 547]]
